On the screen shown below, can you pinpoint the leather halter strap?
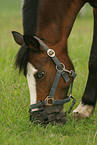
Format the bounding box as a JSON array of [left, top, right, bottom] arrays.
[[29, 36, 76, 112]]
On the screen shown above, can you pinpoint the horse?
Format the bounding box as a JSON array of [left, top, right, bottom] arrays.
[[12, 0, 97, 125]]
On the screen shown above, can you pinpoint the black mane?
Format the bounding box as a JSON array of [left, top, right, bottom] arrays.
[[23, 0, 41, 35]]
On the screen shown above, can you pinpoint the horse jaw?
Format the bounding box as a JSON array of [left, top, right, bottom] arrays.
[[27, 62, 37, 105], [73, 102, 94, 119]]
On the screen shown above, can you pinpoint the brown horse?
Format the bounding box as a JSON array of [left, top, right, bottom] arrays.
[[12, 0, 97, 125]]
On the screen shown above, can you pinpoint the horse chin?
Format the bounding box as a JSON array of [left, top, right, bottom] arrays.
[[72, 102, 94, 120]]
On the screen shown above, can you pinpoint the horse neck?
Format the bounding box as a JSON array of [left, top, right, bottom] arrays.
[[36, 0, 84, 54]]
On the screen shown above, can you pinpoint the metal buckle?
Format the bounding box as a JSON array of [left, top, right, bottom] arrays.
[[45, 96, 54, 106], [47, 49, 55, 57], [69, 70, 77, 78], [56, 63, 65, 71]]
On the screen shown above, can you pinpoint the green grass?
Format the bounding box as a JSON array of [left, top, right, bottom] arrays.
[[0, 0, 97, 145]]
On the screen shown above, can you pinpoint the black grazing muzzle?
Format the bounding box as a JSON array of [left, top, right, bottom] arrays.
[[29, 36, 77, 125], [29, 103, 67, 125]]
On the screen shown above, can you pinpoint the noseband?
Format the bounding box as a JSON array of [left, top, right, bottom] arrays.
[[29, 36, 77, 125]]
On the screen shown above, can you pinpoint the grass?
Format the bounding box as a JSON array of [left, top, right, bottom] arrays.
[[0, 0, 97, 145]]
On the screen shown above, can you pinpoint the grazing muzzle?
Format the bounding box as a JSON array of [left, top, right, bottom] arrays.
[[29, 36, 77, 125], [30, 103, 67, 125]]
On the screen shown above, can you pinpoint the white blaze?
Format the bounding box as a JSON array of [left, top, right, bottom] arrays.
[[27, 62, 37, 105]]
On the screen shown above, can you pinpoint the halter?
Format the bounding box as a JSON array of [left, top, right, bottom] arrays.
[[29, 36, 77, 114]]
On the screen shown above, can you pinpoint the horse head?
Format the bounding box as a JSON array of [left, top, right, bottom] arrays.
[[12, 0, 80, 125]]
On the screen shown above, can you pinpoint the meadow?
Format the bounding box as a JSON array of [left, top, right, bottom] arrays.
[[0, 0, 97, 144]]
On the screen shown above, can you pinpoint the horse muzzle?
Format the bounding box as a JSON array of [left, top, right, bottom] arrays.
[[29, 96, 76, 125]]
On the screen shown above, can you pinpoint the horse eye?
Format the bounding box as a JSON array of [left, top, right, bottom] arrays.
[[34, 71, 45, 79]]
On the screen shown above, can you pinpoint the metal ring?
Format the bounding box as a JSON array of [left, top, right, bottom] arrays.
[[47, 49, 55, 57], [45, 96, 54, 106], [56, 63, 65, 71]]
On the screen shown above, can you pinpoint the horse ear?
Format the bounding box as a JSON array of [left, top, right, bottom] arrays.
[[23, 35, 40, 51], [12, 31, 24, 46]]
